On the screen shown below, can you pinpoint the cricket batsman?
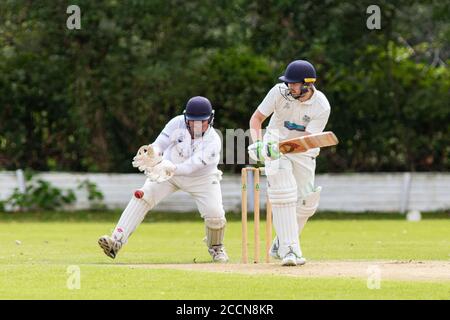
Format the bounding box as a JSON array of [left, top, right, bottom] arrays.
[[248, 60, 331, 266], [98, 96, 228, 263]]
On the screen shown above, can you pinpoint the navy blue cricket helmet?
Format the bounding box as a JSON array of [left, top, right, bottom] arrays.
[[279, 60, 316, 84], [183, 96, 215, 125]]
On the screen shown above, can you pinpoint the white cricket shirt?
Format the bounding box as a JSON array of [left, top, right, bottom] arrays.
[[257, 83, 331, 157], [152, 115, 221, 177]]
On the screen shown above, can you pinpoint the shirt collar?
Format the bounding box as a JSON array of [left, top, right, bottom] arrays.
[[300, 88, 317, 105], [279, 83, 317, 104]]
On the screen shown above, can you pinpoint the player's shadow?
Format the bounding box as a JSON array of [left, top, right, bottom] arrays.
[[84, 259, 220, 266]]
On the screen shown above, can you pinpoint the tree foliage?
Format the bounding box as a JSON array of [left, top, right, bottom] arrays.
[[0, 0, 448, 173]]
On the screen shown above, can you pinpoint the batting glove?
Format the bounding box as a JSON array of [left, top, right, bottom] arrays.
[[248, 140, 265, 162], [264, 141, 281, 161]]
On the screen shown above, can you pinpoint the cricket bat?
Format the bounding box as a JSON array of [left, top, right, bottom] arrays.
[[278, 131, 338, 154]]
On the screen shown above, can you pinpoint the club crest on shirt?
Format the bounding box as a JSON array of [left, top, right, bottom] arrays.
[[283, 103, 291, 110], [302, 115, 311, 123]]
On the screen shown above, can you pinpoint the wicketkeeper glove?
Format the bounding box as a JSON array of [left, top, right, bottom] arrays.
[[132, 144, 163, 172], [144, 160, 176, 183]]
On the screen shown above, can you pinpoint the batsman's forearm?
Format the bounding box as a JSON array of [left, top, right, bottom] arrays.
[[249, 118, 263, 142]]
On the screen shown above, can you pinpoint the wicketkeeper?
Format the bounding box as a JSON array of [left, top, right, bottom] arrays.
[[248, 60, 331, 266], [98, 96, 228, 263]]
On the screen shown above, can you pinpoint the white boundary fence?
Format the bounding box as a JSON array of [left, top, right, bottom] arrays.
[[0, 171, 449, 213]]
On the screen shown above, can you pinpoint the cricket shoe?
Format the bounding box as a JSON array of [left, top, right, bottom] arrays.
[[281, 247, 306, 267], [208, 245, 229, 263], [98, 235, 122, 259], [272, 238, 306, 265]]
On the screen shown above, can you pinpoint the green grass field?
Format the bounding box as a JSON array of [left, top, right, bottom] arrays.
[[0, 211, 449, 299]]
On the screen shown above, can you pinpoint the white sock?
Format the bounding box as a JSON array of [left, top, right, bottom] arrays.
[[112, 196, 152, 244]]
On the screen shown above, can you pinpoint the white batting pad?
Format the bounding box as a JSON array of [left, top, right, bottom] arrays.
[[266, 161, 298, 205], [297, 186, 322, 234], [205, 217, 227, 248], [266, 159, 301, 258], [112, 196, 152, 245], [272, 203, 302, 258]]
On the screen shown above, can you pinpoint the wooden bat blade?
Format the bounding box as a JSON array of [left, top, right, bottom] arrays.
[[278, 131, 338, 154]]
